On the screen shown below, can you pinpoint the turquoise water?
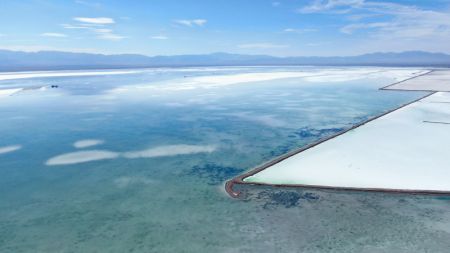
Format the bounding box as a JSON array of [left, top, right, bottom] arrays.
[[1, 67, 449, 252]]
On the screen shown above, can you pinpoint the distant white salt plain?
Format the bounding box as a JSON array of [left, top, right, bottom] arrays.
[[0, 69, 142, 81], [46, 144, 216, 165], [0, 69, 143, 99], [245, 92, 450, 192], [109, 68, 428, 93], [178, 69, 429, 88], [0, 145, 22, 155]]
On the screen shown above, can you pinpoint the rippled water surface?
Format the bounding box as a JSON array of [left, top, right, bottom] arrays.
[[1, 67, 449, 252]]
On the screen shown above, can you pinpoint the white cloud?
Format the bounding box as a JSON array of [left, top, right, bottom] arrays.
[[61, 24, 90, 29], [93, 28, 112, 33], [68, 17, 125, 40], [151, 35, 169, 40], [306, 42, 330, 47], [40, 33, 67, 37], [298, 0, 364, 13], [75, 0, 102, 8], [362, 3, 450, 40], [299, 0, 450, 53], [92, 28, 125, 41], [238, 43, 289, 49], [340, 22, 389, 34], [174, 19, 207, 27], [283, 28, 317, 33], [346, 13, 381, 21], [97, 33, 126, 41], [73, 17, 115, 24]]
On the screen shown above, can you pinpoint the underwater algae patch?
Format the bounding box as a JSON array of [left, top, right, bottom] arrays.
[[256, 190, 320, 209], [188, 163, 244, 185]]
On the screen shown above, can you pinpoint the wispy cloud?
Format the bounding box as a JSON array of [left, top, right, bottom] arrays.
[[61, 24, 89, 29], [340, 22, 389, 34], [93, 28, 112, 33], [272, 2, 281, 7], [283, 28, 317, 33], [346, 13, 381, 21], [151, 35, 169, 40], [348, 3, 450, 40], [238, 43, 288, 49], [298, 0, 364, 13], [40, 32, 67, 37], [0, 45, 99, 53], [299, 0, 450, 52], [96, 32, 126, 41], [74, 0, 102, 8], [174, 19, 207, 27], [65, 17, 125, 41], [306, 42, 331, 47], [73, 17, 115, 24]]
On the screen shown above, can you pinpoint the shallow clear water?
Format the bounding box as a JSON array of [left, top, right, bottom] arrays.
[[1, 67, 449, 252]]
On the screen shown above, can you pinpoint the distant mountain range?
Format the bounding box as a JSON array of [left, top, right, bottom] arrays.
[[1, 50, 450, 71]]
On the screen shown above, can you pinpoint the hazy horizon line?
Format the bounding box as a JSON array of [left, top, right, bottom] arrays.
[[1, 48, 450, 58]]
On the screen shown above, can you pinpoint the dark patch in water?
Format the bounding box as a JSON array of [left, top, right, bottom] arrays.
[[257, 190, 319, 209], [188, 164, 244, 185], [293, 127, 344, 139], [269, 144, 292, 157], [268, 127, 344, 158], [353, 115, 370, 123]]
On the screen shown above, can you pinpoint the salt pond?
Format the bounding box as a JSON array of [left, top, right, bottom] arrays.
[[1, 67, 449, 252], [245, 92, 450, 192]]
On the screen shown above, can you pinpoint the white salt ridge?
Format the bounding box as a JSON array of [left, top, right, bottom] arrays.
[[45, 150, 119, 165], [73, 139, 104, 148], [122, 144, 216, 158], [245, 92, 450, 192], [0, 88, 23, 98], [45, 144, 216, 165], [0, 145, 22, 155]]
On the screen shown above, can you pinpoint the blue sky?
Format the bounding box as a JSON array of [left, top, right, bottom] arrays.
[[1, 0, 450, 56]]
